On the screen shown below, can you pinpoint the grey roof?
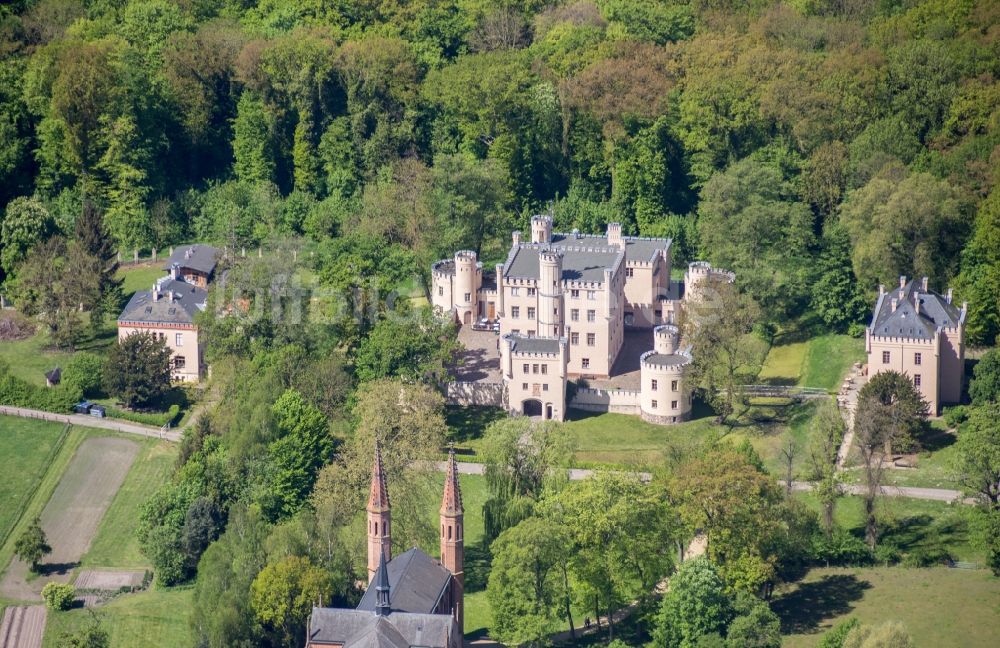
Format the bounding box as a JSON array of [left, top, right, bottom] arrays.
[[549, 232, 671, 263], [869, 280, 962, 340], [163, 244, 220, 275], [504, 244, 622, 283], [642, 352, 691, 367], [308, 608, 456, 648], [357, 548, 450, 615], [117, 278, 207, 325], [506, 334, 563, 355]]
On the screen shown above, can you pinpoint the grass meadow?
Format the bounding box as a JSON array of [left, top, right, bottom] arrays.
[[0, 417, 68, 550]]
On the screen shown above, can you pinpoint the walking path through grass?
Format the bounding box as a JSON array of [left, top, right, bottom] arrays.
[[0, 406, 180, 442]]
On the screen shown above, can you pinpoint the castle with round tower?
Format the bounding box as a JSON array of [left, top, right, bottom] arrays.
[[433, 218, 734, 424]]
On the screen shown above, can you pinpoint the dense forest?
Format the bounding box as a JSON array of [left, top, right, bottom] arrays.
[[1, 2, 999, 647], [0, 0, 998, 344]]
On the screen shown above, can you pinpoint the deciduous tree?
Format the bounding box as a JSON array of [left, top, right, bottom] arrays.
[[103, 331, 173, 409], [15, 517, 51, 571]]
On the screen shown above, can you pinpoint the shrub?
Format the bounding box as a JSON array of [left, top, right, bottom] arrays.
[[873, 542, 901, 566], [104, 403, 180, 427], [901, 546, 953, 568], [942, 405, 967, 428], [812, 528, 873, 566], [41, 582, 75, 610], [818, 618, 860, 648], [0, 369, 82, 413], [62, 352, 105, 397]]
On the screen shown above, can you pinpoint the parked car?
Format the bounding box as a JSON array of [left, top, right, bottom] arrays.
[[73, 401, 93, 414], [89, 404, 106, 418]]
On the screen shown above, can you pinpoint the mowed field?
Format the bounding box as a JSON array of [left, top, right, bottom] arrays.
[[0, 437, 139, 601], [0, 418, 67, 547], [775, 567, 1000, 648]]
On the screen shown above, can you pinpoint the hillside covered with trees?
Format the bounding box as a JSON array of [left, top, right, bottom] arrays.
[[0, 0, 998, 344]]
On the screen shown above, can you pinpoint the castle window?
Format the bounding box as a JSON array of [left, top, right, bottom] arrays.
[[523, 364, 529, 373], [511, 287, 519, 296], [914, 374, 921, 387], [571, 289, 579, 298], [571, 332, 579, 345], [582, 358, 590, 369], [174, 356, 186, 369], [527, 288, 536, 297], [541, 365, 547, 375], [464, 293, 471, 302], [543, 384, 549, 391], [375, 522, 378, 534], [654, 309, 662, 320], [512, 306, 520, 318], [651, 400, 657, 408], [914, 352, 922, 365], [527, 307, 536, 319], [587, 290, 596, 300], [882, 351, 890, 364], [522, 383, 528, 390], [587, 310, 596, 322], [671, 380, 678, 391], [448, 526, 452, 540], [651, 379, 658, 390], [587, 333, 596, 346], [626, 268, 634, 277], [571, 309, 579, 321], [532, 364, 539, 374], [671, 400, 678, 409]]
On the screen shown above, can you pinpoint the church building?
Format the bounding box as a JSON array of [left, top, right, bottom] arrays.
[[305, 445, 465, 648]]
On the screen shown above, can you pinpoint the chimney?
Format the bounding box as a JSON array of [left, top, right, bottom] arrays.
[[169, 291, 175, 303], [512, 231, 521, 246], [947, 288, 953, 304], [891, 298, 898, 312], [152, 285, 160, 301], [878, 284, 885, 297], [921, 276, 928, 291], [914, 291, 921, 315], [170, 263, 179, 280], [899, 275, 906, 288]]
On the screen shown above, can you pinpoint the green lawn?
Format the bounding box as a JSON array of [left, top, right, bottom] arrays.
[[760, 334, 865, 392], [118, 263, 166, 298], [794, 492, 981, 563], [0, 417, 68, 547], [43, 585, 193, 648], [82, 440, 177, 569], [775, 567, 1000, 648]]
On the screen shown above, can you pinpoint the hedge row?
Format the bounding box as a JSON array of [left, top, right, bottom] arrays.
[[0, 372, 81, 412], [103, 404, 181, 427]]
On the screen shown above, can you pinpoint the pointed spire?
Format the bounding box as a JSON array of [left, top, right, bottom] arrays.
[[374, 548, 391, 615], [368, 441, 390, 513], [440, 446, 463, 517]]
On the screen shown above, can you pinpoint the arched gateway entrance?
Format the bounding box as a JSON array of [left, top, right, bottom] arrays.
[[522, 399, 542, 417]]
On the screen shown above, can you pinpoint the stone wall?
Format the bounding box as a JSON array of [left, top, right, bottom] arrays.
[[570, 387, 640, 414], [446, 381, 505, 407]]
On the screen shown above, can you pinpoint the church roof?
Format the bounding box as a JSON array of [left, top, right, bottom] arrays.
[[440, 450, 463, 517], [357, 548, 451, 615], [308, 608, 456, 648]]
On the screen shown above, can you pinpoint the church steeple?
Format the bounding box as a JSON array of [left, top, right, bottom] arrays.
[[440, 448, 464, 632], [374, 548, 391, 616], [367, 441, 392, 581]]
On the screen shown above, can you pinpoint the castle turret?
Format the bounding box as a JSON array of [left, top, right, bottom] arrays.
[[538, 249, 564, 337], [531, 215, 552, 244], [684, 261, 735, 304], [454, 250, 479, 325], [367, 442, 391, 581], [440, 448, 464, 632], [607, 222, 624, 249], [640, 325, 693, 425]]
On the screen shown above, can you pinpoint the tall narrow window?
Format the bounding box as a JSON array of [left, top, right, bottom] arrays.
[[527, 307, 536, 319], [175, 333, 183, 346], [651, 379, 658, 390], [914, 353, 922, 365], [882, 351, 890, 364], [587, 333, 596, 346], [913, 374, 922, 387]]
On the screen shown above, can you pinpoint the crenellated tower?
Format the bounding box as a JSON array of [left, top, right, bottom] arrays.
[[440, 448, 464, 632], [367, 442, 392, 581]]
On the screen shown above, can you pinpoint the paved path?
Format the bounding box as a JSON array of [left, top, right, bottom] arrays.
[[0, 405, 180, 442], [835, 365, 865, 469], [441, 461, 969, 504], [0, 605, 45, 648]]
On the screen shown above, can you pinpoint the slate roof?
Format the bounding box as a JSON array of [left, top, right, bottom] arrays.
[[357, 548, 451, 615], [641, 351, 692, 367], [307, 608, 456, 648], [504, 244, 622, 283], [550, 232, 671, 263], [117, 278, 207, 326], [506, 334, 563, 355], [869, 279, 962, 340], [163, 244, 220, 275]]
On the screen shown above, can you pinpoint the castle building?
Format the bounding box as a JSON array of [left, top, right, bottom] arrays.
[[305, 446, 465, 648], [433, 218, 733, 423], [866, 276, 967, 414]]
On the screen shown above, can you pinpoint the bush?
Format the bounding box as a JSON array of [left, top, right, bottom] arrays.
[[104, 403, 180, 427], [901, 546, 953, 568], [818, 618, 860, 648], [942, 405, 968, 428], [873, 542, 901, 566], [62, 352, 105, 397], [0, 369, 82, 412], [812, 528, 873, 566], [41, 582, 75, 610]]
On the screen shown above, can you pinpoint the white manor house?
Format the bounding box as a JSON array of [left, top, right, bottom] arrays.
[[432, 216, 733, 423]]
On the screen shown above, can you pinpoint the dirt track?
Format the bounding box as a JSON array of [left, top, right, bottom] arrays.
[[0, 437, 139, 602]]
